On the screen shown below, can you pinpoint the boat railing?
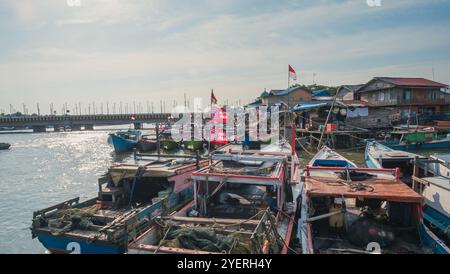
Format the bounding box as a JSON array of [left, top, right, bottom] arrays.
[[123, 188, 194, 244], [304, 166, 400, 180], [32, 197, 81, 219]]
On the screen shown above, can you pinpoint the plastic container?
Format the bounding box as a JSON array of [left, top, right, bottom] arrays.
[[326, 123, 337, 132]]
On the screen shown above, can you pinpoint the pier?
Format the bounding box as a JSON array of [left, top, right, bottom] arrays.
[[0, 113, 177, 132]]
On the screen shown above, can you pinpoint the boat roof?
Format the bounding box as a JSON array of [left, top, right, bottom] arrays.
[[215, 141, 293, 156], [366, 141, 422, 160], [109, 158, 205, 178], [304, 167, 422, 203], [192, 146, 290, 186]]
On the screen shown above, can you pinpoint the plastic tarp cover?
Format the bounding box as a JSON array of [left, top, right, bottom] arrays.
[[347, 108, 368, 118]]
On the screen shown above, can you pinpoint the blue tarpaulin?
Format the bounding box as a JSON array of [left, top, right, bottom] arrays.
[[290, 102, 332, 112]]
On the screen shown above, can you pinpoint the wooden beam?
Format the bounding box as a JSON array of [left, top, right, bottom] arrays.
[[165, 216, 260, 226]]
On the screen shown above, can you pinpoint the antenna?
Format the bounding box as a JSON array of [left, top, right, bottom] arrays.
[[432, 62, 435, 80]]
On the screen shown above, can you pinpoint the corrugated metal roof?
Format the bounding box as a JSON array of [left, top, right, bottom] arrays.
[[269, 86, 309, 96], [376, 77, 447, 88], [312, 89, 331, 97]]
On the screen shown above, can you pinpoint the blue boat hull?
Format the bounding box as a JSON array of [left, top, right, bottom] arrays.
[[33, 187, 194, 254], [36, 233, 122, 254], [385, 139, 450, 151], [110, 134, 137, 153], [418, 220, 450, 254]]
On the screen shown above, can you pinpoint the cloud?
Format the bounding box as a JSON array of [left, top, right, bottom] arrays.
[[1, 0, 450, 112]]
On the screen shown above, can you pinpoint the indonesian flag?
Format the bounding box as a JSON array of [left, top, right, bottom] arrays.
[[211, 89, 218, 104], [289, 65, 297, 81]]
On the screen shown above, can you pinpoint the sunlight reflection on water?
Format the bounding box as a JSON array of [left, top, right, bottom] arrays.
[[0, 127, 137, 254]]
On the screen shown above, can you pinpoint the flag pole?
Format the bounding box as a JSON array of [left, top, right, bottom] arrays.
[[208, 89, 212, 155], [288, 65, 290, 88]]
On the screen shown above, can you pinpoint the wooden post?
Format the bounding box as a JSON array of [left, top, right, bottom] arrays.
[[317, 90, 339, 150], [291, 120, 296, 156], [412, 156, 419, 192], [193, 180, 197, 210], [156, 124, 160, 159]]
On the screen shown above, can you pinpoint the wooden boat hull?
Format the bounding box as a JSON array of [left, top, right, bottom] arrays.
[[297, 166, 426, 254], [110, 134, 137, 153], [418, 220, 450, 254], [0, 143, 11, 150], [137, 140, 157, 152], [129, 144, 300, 254], [35, 233, 122, 254], [33, 187, 194, 254], [309, 146, 357, 168], [384, 139, 450, 151], [364, 140, 420, 170]]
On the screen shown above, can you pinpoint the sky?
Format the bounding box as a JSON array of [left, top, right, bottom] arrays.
[[1, 0, 450, 115]]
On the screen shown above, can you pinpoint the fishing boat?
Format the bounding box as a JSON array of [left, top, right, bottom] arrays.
[[128, 141, 301, 254], [297, 148, 428, 254], [137, 135, 157, 152], [159, 130, 179, 151], [365, 140, 426, 187], [109, 130, 141, 153], [309, 146, 357, 168], [428, 154, 450, 178], [0, 142, 11, 150], [412, 157, 450, 254], [383, 126, 450, 150], [31, 157, 207, 254], [183, 139, 204, 151]]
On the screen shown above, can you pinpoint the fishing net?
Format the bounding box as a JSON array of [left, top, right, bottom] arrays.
[[48, 205, 99, 235], [160, 227, 253, 254]]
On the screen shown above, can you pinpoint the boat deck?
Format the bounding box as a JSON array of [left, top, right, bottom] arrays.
[[305, 168, 422, 203]]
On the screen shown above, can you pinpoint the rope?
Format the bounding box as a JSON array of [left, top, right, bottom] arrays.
[[153, 224, 172, 254], [213, 210, 266, 229], [311, 176, 375, 193], [266, 209, 299, 254], [296, 138, 315, 156]]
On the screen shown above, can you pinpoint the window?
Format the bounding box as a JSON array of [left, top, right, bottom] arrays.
[[403, 89, 412, 100]]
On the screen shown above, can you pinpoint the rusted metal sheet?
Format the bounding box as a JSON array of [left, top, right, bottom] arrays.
[[305, 176, 422, 203]]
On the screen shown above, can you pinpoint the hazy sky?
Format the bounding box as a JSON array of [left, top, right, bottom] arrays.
[[1, 0, 450, 114]]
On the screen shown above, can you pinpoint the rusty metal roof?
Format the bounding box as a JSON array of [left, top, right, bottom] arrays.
[[376, 77, 447, 88]]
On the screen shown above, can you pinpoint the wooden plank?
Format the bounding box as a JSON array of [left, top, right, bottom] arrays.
[[165, 216, 260, 226], [33, 197, 81, 218], [412, 176, 430, 186], [133, 244, 222, 254]]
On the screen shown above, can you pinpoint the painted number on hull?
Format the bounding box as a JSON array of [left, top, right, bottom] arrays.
[[67, 242, 81, 254], [367, 242, 381, 254]]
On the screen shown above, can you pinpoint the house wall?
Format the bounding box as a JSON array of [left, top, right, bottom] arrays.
[[342, 91, 354, 101], [345, 107, 400, 129], [337, 88, 355, 101], [360, 87, 445, 110]]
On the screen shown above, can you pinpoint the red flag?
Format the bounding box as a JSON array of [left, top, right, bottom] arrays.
[[289, 65, 297, 81], [211, 89, 218, 104]]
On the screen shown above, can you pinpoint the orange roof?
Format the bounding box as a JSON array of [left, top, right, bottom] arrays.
[[305, 176, 422, 203]]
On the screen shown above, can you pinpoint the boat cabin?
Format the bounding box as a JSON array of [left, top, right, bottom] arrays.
[[298, 166, 424, 254], [31, 158, 205, 254], [128, 142, 301, 254], [389, 126, 438, 144], [365, 141, 426, 186]]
